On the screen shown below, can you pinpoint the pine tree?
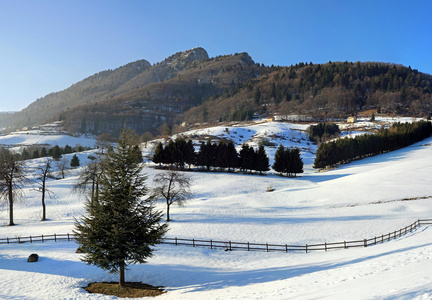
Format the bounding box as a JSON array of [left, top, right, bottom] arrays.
[[51, 145, 62, 160], [131, 145, 143, 163], [184, 140, 195, 169], [40, 147, 48, 157], [226, 141, 238, 171], [74, 131, 168, 286], [32, 149, 40, 159], [70, 154, 80, 168], [256, 145, 270, 174], [272, 144, 286, 175], [152, 142, 164, 166], [289, 148, 304, 177]]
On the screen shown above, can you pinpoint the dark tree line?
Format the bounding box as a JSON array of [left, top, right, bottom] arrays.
[[308, 122, 341, 143], [153, 138, 270, 174], [272, 145, 304, 177], [314, 120, 432, 169], [19, 144, 91, 161]]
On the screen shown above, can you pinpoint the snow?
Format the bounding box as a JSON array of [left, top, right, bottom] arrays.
[[1, 120, 432, 299]]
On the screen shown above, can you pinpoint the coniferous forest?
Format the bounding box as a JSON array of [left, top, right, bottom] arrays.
[[313, 120, 432, 169], [152, 137, 305, 177]]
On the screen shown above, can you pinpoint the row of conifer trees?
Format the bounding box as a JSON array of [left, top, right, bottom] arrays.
[[153, 138, 304, 176], [314, 120, 432, 169]]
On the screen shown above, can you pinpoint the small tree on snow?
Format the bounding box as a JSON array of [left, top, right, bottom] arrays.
[[151, 170, 192, 222], [36, 158, 53, 221], [70, 154, 80, 168], [55, 156, 69, 179]]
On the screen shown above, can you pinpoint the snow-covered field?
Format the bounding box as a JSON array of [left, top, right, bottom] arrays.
[[2, 119, 432, 299]]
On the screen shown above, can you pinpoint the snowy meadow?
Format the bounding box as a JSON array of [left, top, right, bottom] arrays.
[[1, 119, 432, 299]]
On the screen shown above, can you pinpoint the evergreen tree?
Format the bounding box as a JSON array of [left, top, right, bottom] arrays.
[[256, 145, 270, 174], [239, 144, 255, 173], [226, 141, 238, 171], [74, 131, 168, 286], [272, 144, 286, 175], [289, 148, 304, 177], [184, 140, 195, 169], [70, 154, 80, 168], [64, 145, 73, 154], [21, 148, 30, 160], [131, 145, 143, 163], [32, 149, 40, 159], [152, 142, 165, 166], [40, 147, 48, 157], [51, 145, 62, 160]]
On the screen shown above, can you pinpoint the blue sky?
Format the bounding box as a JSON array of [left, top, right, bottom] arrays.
[[1, 0, 431, 112]]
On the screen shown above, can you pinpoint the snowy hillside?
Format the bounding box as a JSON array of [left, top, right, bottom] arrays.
[[0, 122, 96, 152], [1, 119, 432, 299]]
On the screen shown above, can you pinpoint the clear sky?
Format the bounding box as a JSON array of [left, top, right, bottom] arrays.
[[1, 0, 431, 112]]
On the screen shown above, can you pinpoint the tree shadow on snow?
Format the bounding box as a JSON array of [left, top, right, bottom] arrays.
[[148, 242, 432, 293]]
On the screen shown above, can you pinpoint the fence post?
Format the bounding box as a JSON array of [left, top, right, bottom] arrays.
[[7, 237, 9, 244], [306, 244, 308, 253], [193, 239, 195, 247], [325, 242, 327, 251], [210, 240, 213, 250], [42, 235, 44, 242], [374, 236, 376, 245], [266, 243, 268, 252], [229, 241, 232, 251], [381, 234, 384, 243], [344, 241, 347, 249], [364, 239, 367, 247], [30, 236, 32, 243], [18, 237, 20, 244], [67, 233, 70, 241], [247, 242, 249, 251], [175, 237, 177, 246], [285, 244, 288, 253], [54, 234, 57, 242]]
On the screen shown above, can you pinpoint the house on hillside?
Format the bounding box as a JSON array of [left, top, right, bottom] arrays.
[[347, 116, 357, 123]]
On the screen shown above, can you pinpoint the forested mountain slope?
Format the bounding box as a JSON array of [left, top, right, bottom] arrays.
[[3, 48, 432, 136], [182, 62, 432, 124]]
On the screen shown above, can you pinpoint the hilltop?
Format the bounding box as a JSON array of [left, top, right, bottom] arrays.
[[2, 48, 432, 137]]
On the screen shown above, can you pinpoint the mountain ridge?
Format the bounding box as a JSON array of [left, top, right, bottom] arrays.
[[2, 48, 432, 135]]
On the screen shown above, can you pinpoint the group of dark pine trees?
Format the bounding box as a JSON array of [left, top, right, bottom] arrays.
[[272, 145, 304, 177], [153, 137, 303, 177], [19, 144, 90, 161], [314, 120, 432, 169]]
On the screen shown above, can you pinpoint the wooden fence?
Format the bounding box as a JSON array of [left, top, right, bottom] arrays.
[[2, 219, 432, 253]]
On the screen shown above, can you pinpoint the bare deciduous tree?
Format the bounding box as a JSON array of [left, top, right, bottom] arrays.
[[36, 158, 53, 221], [95, 133, 114, 154], [55, 156, 69, 179], [141, 131, 153, 148], [0, 148, 28, 226], [74, 155, 104, 201], [151, 170, 192, 222]]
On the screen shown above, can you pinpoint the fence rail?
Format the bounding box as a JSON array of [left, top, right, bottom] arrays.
[[2, 219, 432, 253]]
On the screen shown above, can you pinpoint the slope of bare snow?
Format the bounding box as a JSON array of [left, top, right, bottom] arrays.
[[1, 119, 432, 299]]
